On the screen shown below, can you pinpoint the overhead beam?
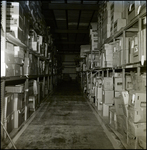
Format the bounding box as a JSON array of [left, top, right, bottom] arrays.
[[54, 41, 88, 44], [53, 29, 89, 34], [47, 4, 98, 10]]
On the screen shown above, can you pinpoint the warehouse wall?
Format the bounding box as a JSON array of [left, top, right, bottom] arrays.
[[61, 54, 77, 80]]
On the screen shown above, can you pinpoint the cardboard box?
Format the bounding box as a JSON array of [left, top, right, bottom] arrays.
[[6, 14, 23, 30], [128, 1, 141, 23], [5, 84, 24, 93], [103, 103, 112, 116], [128, 105, 146, 123], [103, 77, 113, 90], [114, 19, 126, 33], [103, 90, 114, 104], [109, 107, 117, 130], [5, 53, 14, 64], [29, 42, 38, 51], [6, 2, 24, 18], [114, 77, 123, 91], [14, 46, 24, 58], [14, 108, 25, 128], [14, 93, 24, 111], [129, 91, 146, 109], [97, 98, 102, 111], [121, 91, 129, 105], [114, 97, 126, 115], [128, 120, 146, 137], [110, 1, 123, 12], [6, 64, 20, 76], [126, 75, 133, 90], [115, 91, 121, 97], [6, 42, 14, 52], [4, 93, 14, 117], [111, 12, 122, 23]]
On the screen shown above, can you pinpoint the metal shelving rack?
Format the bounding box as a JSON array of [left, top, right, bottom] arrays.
[[1, 1, 56, 141]]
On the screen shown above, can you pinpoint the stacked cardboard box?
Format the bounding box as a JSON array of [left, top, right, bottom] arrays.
[[102, 1, 113, 42], [6, 2, 24, 41], [102, 77, 114, 116], [127, 90, 146, 149], [102, 44, 113, 68], [110, 1, 123, 36]]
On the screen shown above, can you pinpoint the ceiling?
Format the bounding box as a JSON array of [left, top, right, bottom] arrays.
[[41, 0, 101, 54]]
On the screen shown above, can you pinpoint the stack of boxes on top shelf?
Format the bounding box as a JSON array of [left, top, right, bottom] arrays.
[[102, 1, 112, 43], [110, 1, 126, 36], [102, 44, 113, 68], [4, 84, 25, 138], [86, 23, 98, 70]]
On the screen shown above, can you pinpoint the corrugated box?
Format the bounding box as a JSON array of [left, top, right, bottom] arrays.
[[102, 90, 114, 104], [6, 2, 24, 18], [126, 75, 133, 90], [14, 46, 24, 58], [114, 77, 123, 91], [14, 93, 24, 111], [114, 19, 126, 33], [5, 84, 24, 93], [114, 97, 126, 116], [128, 120, 146, 137], [14, 108, 25, 128], [128, 105, 146, 123], [128, 1, 141, 23], [103, 77, 113, 90], [29, 41, 38, 51], [6, 64, 20, 76], [4, 93, 14, 117], [6, 14, 23, 30], [115, 91, 121, 97], [103, 103, 112, 117], [110, 1, 123, 12], [128, 91, 146, 109]]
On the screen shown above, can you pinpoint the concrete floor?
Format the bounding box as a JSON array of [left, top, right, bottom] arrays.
[[14, 80, 114, 149]]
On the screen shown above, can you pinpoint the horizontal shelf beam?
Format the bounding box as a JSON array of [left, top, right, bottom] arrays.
[[53, 29, 89, 34], [44, 4, 99, 10]]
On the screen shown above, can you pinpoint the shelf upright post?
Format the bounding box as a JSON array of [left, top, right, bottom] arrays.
[[24, 48, 29, 121], [138, 17, 141, 63], [1, 1, 6, 139], [122, 31, 126, 90], [37, 57, 40, 105]]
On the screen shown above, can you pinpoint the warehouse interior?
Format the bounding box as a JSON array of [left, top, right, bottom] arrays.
[[1, 1, 146, 149]]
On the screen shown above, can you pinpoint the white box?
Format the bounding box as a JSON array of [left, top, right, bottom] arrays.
[[126, 75, 133, 90], [114, 19, 126, 33], [114, 77, 123, 91], [115, 91, 121, 97], [129, 91, 146, 109], [128, 120, 146, 137], [110, 1, 123, 12], [29, 42, 37, 51], [103, 77, 113, 90], [128, 105, 146, 123], [5, 84, 24, 93], [103, 103, 112, 116], [103, 90, 114, 104]]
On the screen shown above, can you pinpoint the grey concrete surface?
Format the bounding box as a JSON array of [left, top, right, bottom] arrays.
[[14, 81, 114, 149]]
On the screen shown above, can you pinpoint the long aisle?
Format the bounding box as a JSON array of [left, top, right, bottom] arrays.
[[14, 80, 114, 149]]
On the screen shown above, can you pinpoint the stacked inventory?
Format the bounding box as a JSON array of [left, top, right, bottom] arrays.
[[1, 1, 57, 141], [80, 1, 146, 149], [102, 77, 114, 116]]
